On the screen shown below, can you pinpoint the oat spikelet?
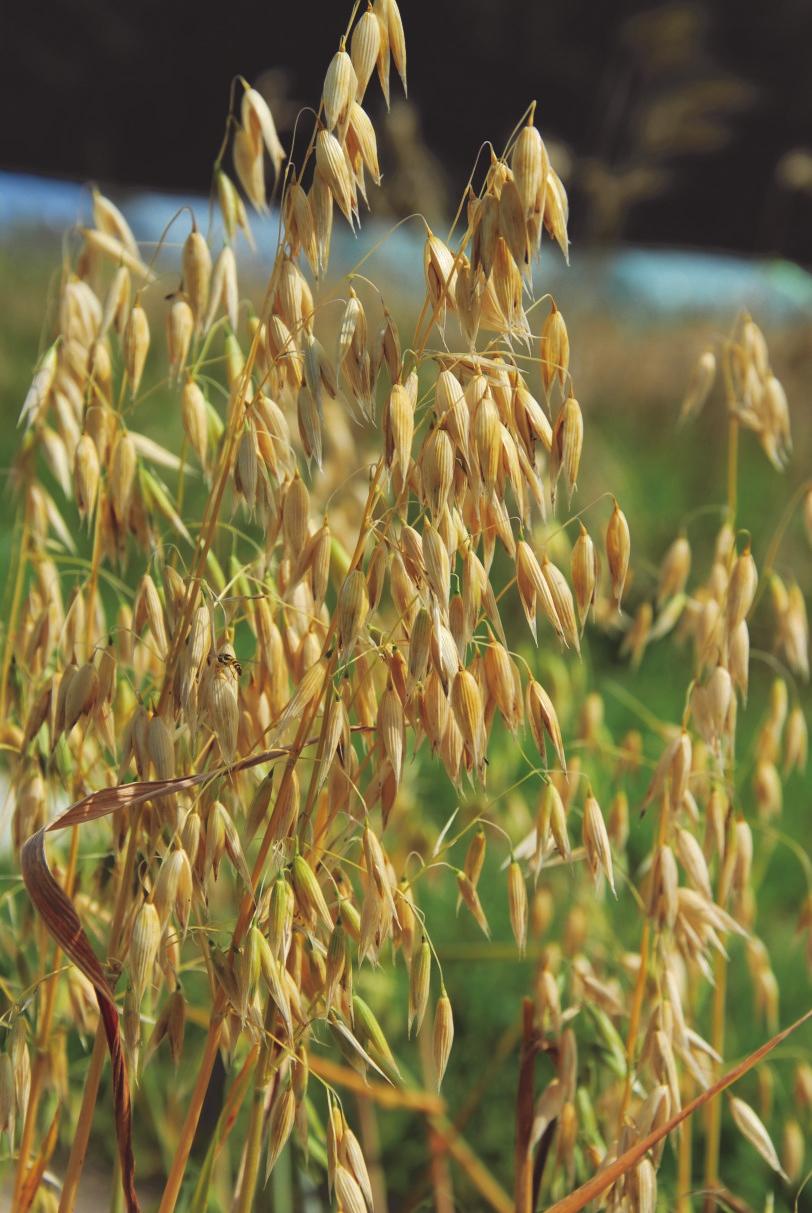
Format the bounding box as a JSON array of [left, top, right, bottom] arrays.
[[583, 791, 615, 895], [507, 860, 528, 955], [323, 48, 357, 136], [123, 301, 150, 398], [730, 1095, 789, 1181], [433, 990, 454, 1090], [266, 1083, 296, 1179], [351, 9, 381, 100], [242, 86, 286, 179], [182, 225, 211, 330], [316, 129, 356, 226], [606, 498, 631, 610], [129, 901, 160, 1004], [408, 937, 431, 1036], [571, 524, 598, 630], [541, 302, 569, 397], [338, 569, 369, 656], [451, 668, 485, 775]]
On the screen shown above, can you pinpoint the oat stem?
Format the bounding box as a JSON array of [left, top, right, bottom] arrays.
[[702, 352, 742, 1207], [618, 789, 671, 1132], [702, 952, 729, 1210], [234, 1078, 269, 1213], [418, 1020, 454, 1213], [156, 1005, 227, 1213], [12, 825, 80, 1208], [618, 919, 650, 1128], [514, 999, 536, 1213], [57, 810, 144, 1213], [677, 1080, 693, 1213]]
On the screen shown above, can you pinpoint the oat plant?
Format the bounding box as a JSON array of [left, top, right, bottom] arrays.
[[1, 3, 811, 1212]]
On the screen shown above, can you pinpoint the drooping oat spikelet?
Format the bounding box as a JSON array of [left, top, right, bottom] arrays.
[[338, 569, 369, 656], [316, 129, 356, 226], [527, 679, 566, 771], [167, 298, 193, 380], [583, 790, 615, 895], [181, 225, 211, 331], [233, 126, 266, 213], [571, 524, 598, 630], [540, 303, 569, 398], [408, 937, 431, 1036], [451, 668, 485, 776], [730, 1095, 789, 1180], [323, 48, 357, 136], [129, 901, 160, 1004], [658, 534, 691, 604], [507, 860, 528, 955], [552, 396, 583, 502], [726, 543, 758, 632], [386, 381, 414, 474], [205, 659, 240, 762], [456, 870, 491, 937], [124, 300, 150, 398], [74, 433, 100, 521], [266, 1082, 297, 1179], [680, 349, 717, 423], [335, 1164, 368, 1213], [606, 498, 631, 610], [351, 9, 381, 100], [242, 86, 286, 179], [433, 989, 454, 1090], [82, 227, 154, 281], [18, 341, 58, 429]]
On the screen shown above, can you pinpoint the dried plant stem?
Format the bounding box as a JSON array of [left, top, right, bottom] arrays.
[[619, 793, 669, 1130], [677, 1078, 694, 1213], [702, 954, 728, 1211], [618, 919, 650, 1129], [13, 825, 80, 1207], [234, 1077, 269, 1213], [235, 1000, 281, 1213], [57, 810, 144, 1213], [309, 1056, 444, 1114], [418, 1017, 454, 1213], [157, 1005, 226, 1213], [703, 385, 740, 1208], [514, 999, 536, 1213], [110, 1159, 124, 1213], [356, 1096, 388, 1213], [57, 1030, 107, 1213]]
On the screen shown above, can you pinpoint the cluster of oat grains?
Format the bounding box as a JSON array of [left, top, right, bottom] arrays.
[[1, 3, 810, 1212]]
